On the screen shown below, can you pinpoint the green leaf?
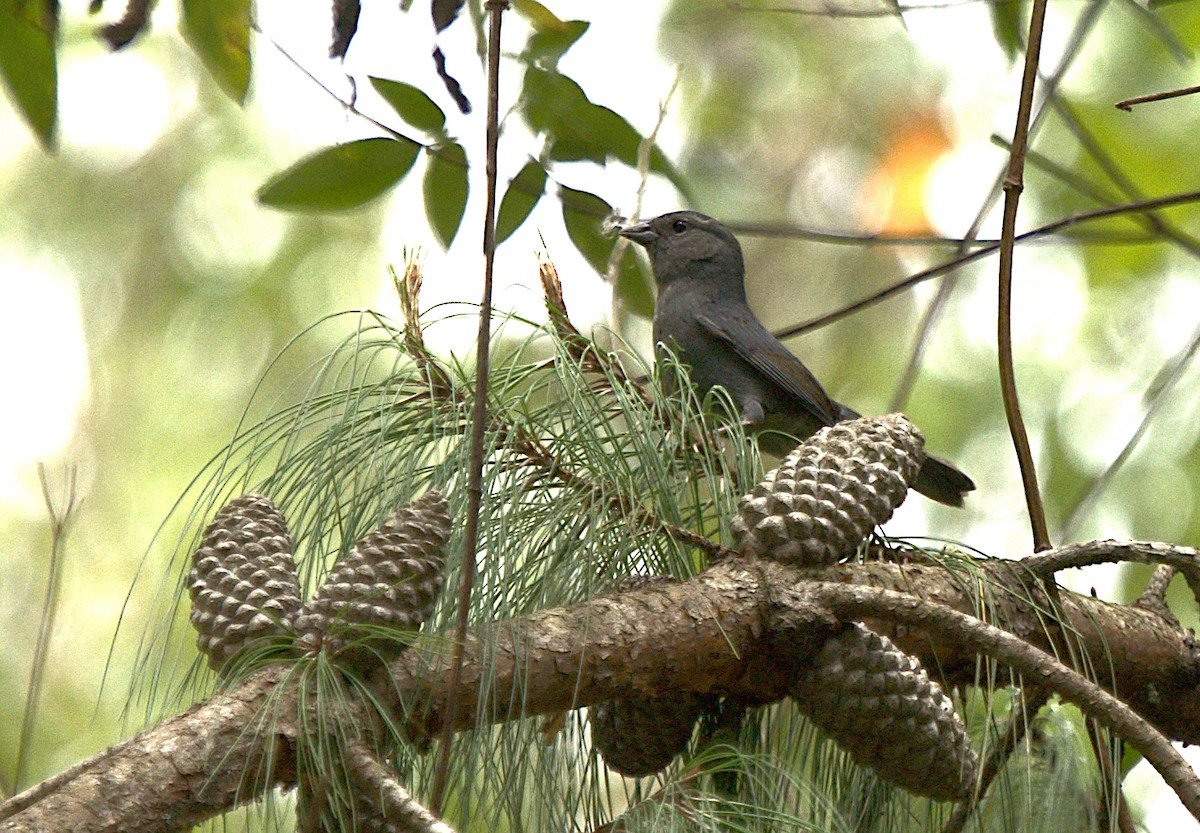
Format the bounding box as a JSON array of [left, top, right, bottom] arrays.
[[423, 142, 469, 248], [182, 0, 252, 104], [0, 0, 57, 149], [559, 185, 653, 318], [258, 137, 421, 212], [370, 77, 447, 137], [513, 0, 588, 65], [525, 20, 588, 66], [521, 68, 691, 200], [989, 0, 1023, 63], [495, 160, 547, 244], [510, 0, 568, 31]]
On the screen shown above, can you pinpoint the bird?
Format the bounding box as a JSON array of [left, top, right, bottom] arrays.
[[618, 210, 974, 507]]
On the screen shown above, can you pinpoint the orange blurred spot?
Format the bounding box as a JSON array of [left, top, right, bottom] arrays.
[[864, 112, 952, 236]]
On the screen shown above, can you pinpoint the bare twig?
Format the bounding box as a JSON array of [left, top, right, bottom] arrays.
[[1136, 565, 1179, 621], [606, 75, 679, 290], [428, 0, 508, 815], [889, 272, 958, 411], [771, 186, 1200, 339], [1116, 84, 1200, 112], [889, 0, 1105, 409], [778, 0, 1116, 345], [14, 466, 79, 792], [1022, 539, 1200, 580], [997, 0, 1051, 552]]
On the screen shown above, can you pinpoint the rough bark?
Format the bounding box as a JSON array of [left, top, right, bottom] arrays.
[[3, 554, 1198, 832]]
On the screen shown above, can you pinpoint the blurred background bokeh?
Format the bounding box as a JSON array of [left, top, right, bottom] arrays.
[[3, 0, 1200, 827]]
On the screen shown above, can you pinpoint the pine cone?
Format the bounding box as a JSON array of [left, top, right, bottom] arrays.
[[293, 491, 451, 665], [732, 415, 924, 566], [588, 574, 706, 777], [590, 693, 706, 778], [187, 494, 302, 672], [788, 623, 977, 801]]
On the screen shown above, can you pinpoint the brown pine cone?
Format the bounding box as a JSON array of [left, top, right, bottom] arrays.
[[590, 693, 707, 778], [789, 623, 977, 801], [293, 491, 451, 666], [732, 415, 924, 567], [588, 574, 707, 777], [187, 494, 302, 672]]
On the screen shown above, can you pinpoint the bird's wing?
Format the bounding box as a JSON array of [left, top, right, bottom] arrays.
[[698, 311, 840, 426]]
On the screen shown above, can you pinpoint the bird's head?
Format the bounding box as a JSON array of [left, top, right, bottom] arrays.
[[618, 211, 745, 292]]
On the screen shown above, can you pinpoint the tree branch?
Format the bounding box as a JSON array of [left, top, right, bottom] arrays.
[[5, 555, 1200, 831]]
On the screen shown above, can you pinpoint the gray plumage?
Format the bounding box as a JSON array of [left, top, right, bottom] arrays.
[[620, 210, 974, 507]]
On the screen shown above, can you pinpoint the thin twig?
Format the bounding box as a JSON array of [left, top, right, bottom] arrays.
[[997, 0, 1051, 552], [772, 185, 1200, 339], [889, 272, 958, 411], [1021, 539, 1200, 587], [428, 0, 508, 816], [14, 465, 78, 793], [1116, 84, 1200, 111]]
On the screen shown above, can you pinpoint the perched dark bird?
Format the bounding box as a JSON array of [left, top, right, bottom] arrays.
[[619, 210, 974, 507]]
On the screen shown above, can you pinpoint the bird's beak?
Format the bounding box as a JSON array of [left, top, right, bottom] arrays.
[[618, 221, 658, 245]]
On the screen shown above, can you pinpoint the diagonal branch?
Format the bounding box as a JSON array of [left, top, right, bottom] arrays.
[[802, 580, 1200, 819], [4, 553, 1200, 832]]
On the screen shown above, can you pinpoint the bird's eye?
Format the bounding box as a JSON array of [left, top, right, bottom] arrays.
[[671, 218, 688, 233]]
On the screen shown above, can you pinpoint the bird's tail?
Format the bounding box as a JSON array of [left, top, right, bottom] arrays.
[[913, 453, 975, 508]]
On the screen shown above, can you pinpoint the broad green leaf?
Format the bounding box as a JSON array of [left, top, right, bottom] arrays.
[[989, 0, 1023, 63], [182, 0, 252, 104], [511, 0, 570, 31], [370, 77, 447, 137], [495, 160, 547, 244], [559, 185, 653, 318], [0, 0, 57, 148], [525, 20, 588, 66], [521, 68, 692, 200], [423, 142, 469, 248], [258, 137, 421, 212]]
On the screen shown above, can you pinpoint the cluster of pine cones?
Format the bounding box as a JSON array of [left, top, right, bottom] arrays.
[[589, 416, 978, 801], [187, 490, 450, 674]]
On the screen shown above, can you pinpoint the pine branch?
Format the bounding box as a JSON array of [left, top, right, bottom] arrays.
[[6, 551, 1200, 831]]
